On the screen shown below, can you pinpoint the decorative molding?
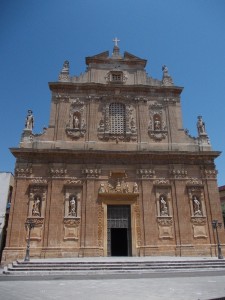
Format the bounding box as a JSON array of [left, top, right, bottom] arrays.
[[136, 169, 155, 179], [157, 216, 173, 239], [63, 217, 80, 240], [191, 217, 207, 225], [98, 180, 139, 195], [66, 178, 83, 185], [50, 168, 67, 177], [63, 217, 80, 226], [15, 167, 32, 178], [82, 169, 101, 178], [186, 178, 203, 186], [27, 217, 44, 226], [134, 203, 141, 247], [169, 168, 188, 178], [202, 169, 218, 179], [153, 178, 170, 186], [157, 216, 173, 226], [97, 204, 104, 248], [31, 177, 48, 184]]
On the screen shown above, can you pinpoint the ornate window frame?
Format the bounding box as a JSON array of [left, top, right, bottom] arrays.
[[98, 101, 137, 141]]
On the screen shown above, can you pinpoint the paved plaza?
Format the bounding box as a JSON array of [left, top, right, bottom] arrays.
[[0, 273, 225, 300], [1, 257, 225, 300]]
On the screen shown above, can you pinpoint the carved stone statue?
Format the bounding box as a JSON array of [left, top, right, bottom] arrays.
[[69, 196, 77, 216], [73, 116, 80, 129], [123, 183, 129, 193], [133, 182, 138, 193], [99, 183, 105, 193], [25, 110, 34, 130], [115, 180, 122, 192], [160, 195, 169, 216], [162, 65, 169, 75], [154, 119, 161, 131], [32, 197, 41, 216], [193, 196, 202, 216], [197, 116, 206, 135], [62, 60, 69, 73]]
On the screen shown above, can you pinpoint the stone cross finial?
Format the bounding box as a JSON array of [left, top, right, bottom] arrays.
[[113, 37, 120, 47]]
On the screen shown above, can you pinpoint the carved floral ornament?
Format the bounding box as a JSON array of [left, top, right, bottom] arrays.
[[65, 98, 87, 139], [148, 103, 168, 141]]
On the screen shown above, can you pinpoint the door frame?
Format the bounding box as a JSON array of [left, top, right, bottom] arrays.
[[101, 199, 137, 257]]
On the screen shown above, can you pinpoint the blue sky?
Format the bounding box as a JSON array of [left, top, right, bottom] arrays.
[[0, 0, 224, 185]]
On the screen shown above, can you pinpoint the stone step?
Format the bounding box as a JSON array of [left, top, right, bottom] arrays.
[[3, 258, 225, 275]]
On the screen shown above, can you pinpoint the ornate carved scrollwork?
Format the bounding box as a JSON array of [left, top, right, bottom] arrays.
[[65, 98, 86, 139], [148, 103, 168, 141]]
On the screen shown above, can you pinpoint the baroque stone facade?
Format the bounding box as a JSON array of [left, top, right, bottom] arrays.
[[2, 41, 224, 263]]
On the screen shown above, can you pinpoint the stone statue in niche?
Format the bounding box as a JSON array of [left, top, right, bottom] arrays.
[[68, 196, 77, 216], [197, 116, 206, 135], [193, 195, 202, 216], [154, 119, 161, 131], [32, 197, 41, 216], [73, 115, 80, 129], [25, 110, 34, 130], [160, 195, 169, 216]]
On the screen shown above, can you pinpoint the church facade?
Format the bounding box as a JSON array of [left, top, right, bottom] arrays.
[[3, 41, 224, 263]]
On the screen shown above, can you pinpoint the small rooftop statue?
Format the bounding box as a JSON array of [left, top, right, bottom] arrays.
[[161, 65, 173, 86], [25, 110, 34, 131], [197, 116, 206, 136], [59, 60, 70, 82]]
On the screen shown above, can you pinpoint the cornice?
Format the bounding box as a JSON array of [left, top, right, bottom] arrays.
[[48, 82, 183, 96], [10, 147, 221, 162]]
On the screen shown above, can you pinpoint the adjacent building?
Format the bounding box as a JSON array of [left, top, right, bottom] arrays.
[[2, 41, 224, 264], [0, 172, 13, 261]]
